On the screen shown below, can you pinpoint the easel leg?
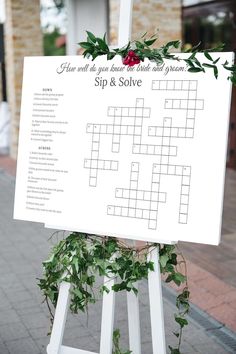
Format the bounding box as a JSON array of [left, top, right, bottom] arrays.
[[47, 281, 71, 354], [148, 247, 166, 354], [127, 284, 141, 354], [99, 275, 116, 354]]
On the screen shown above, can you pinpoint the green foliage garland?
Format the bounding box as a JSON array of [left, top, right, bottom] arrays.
[[39, 232, 189, 354]]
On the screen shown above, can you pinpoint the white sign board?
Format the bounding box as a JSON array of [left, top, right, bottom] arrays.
[[14, 54, 233, 245]]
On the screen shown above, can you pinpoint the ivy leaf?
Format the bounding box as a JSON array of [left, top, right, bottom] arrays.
[[175, 315, 188, 328], [160, 254, 169, 268], [168, 346, 181, 354]]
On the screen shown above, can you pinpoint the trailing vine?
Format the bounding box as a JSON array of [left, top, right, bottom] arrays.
[[79, 31, 236, 84], [38, 232, 189, 354]]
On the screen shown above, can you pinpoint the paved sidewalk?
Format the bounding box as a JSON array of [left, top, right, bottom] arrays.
[[0, 159, 235, 353]]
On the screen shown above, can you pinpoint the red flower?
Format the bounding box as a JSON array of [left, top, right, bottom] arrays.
[[122, 50, 140, 66]]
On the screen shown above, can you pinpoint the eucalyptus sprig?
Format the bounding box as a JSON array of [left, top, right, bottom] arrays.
[[78, 31, 236, 84], [38, 232, 189, 354]]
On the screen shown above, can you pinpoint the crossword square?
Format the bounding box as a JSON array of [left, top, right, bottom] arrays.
[[107, 125, 113, 134], [160, 81, 167, 90], [136, 209, 143, 218], [162, 146, 169, 155], [122, 107, 129, 116], [167, 81, 174, 90], [161, 156, 169, 164], [181, 195, 189, 204], [149, 220, 157, 229], [178, 128, 185, 138], [165, 100, 172, 109], [130, 181, 138, 190], [180, 204, 188, 214], [159, 192, 166, 202], [90, 169, 97, 178], [130, 190, 137, 199], [98, 160, 103, 169], [92, 140, 99, 150], [113, 134, 120, 143], [183, 166, 191, 176], [143, 108, 150, 117], [134, 126, 142, 135], [182, 176, 190, 185], [111, 161, 118, 170], [187, 110, 195, 119], [114, 107, 122, 116], [174, 81, 182, 90], [152, 80, 159, 90], [168, 165, 176, 174], [86, 124, 93, 133], [189, 81, 197, 90], [141, 145, 148, 153], [151, 201, 158, 210], [121, 125, 128, 134], [169, 146, 177, 156], [84, 159, 90, 168], [100, 125, 107, 133], [153, 164, 161, 173], [149, 127, 156, 136], [132, 144, 140, 154], [182, 81, 189, 90], [148, 145, 155, 154], [128, 208, 135, 217], [163, 127, 171, 137], [161, 165, 168, 174], [136, 98, 144, 107], [93, 134, 100, 142], [131, 171, 139, 181], [121, 207, 128, 217], [196, 100, 204, 110], [129, 200, 136, 208], [112, 143, 120, 152], [89, 177, 97, 187], [175, 166, 183, 175], [188, 91, 196, 99], [114, 126, 121, 134], [150, 210, 157, 219], [137, 190, 144, 199], [128, 126, 134, 134], [115, 188, 123, 198], [173, 100, 181, 109], [104, 160, 111, 170], [115, 206, 122, 216], [154, 146, 161, 155], [107, 206, 115, 215], [123, 189, 129, 198], [135, 117, 142, 126], [132, 162, 139, 172], [186, 119, 194, 128], [182, 185, 190, 195], [93, 125, 101, 133], [129, 108, 135, 116], [188, 100, 196, 109], [143, 210, 149, 219], [163, 137, 170, 145], [108, 107, 115, 116], [91, 160, 98, 168], [151, 192, 158, 201], [171, 128, 178, 137], [180, 100, 188, 109], [156, 127, 163, 136], [179, 213, 187, 223], [164, 118, 172, 127], [144, 191, 151, 200], [152, 183, 159, 192], [136, 108, 143, 117], [186, 129, 194, 138]]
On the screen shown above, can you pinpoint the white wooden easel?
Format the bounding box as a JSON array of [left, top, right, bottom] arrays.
[[47, 1, 172, 353]]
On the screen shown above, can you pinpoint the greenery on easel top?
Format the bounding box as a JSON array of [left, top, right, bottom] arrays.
[[79, 31, 236, 85], [39, 232, 189, 354]]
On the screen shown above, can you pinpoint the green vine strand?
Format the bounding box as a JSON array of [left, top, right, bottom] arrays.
[[38, 232, 189, 354], [79, 31, 236, 85]]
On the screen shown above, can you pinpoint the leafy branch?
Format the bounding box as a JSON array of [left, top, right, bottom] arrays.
[[38, 232, 189, 354], [78, 31, 236, 84]]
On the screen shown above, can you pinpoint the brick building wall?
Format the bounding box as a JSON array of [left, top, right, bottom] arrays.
[[5, 0, 43, 158], [109, 0, 182, 45]]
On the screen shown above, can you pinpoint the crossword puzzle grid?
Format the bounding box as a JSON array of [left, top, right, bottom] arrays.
[[84, 79, 202, 230]]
